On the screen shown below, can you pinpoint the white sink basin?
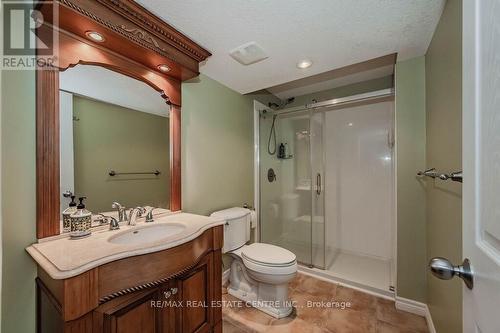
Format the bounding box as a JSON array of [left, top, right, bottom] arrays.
[[108, 223, 186, 245]]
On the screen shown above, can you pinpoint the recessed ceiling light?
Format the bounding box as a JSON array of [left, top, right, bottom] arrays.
[[85, 31, 105, 42], [297, 59, 313, 69], [157, 64, 171, 73]]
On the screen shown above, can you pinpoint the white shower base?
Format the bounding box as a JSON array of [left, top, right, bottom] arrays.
[[271, 234, 394, 297], [299, 251, 394, 298], [299, 265, 394, 299], [327, 252, 392, 291]]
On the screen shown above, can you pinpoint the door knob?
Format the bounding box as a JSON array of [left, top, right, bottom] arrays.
[[428, 257, 473, 290]]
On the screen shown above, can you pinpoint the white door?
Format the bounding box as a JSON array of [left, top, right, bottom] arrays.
[[463, 0, 500, 332]]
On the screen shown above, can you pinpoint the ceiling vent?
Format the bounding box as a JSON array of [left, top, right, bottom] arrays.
[[229, 42, 268, 65]]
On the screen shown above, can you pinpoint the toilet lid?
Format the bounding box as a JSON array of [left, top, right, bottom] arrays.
[[241, 243, 296, 267]]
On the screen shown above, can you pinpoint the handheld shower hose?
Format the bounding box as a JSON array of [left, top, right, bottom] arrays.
[[267, 114, 277, 155]]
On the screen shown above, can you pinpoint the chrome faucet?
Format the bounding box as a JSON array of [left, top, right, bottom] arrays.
[[112, 202, 128, 222], [128, 206, 146, 226]]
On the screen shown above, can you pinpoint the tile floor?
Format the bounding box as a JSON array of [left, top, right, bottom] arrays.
[[222, 273, 428, 333]]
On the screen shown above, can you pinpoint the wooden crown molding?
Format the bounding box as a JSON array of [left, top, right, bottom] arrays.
[[38, 0, 211, 81], [57, 0, 212, 62], [59, 0, 211, 62], [95, 0, 211, 62]]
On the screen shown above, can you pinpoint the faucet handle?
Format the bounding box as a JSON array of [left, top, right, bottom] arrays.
[[108, 217, 120, 230], [94, 215, 120, 230], [95, 214, 109, 225], [145, 207, 156, 223]]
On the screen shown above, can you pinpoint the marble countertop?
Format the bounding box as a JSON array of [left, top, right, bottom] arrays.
[[26, 212, 225, 280]]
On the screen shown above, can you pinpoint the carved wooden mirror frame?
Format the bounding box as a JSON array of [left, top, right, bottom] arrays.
[[35, 0, 211, 238]]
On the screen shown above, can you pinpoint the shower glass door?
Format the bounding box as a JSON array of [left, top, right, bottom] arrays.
[[311, 111, 325, 269], [259, 109, 325, 268]]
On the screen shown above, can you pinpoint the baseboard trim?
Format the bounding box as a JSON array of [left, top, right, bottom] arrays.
[[395, 297, 436, 333], [222, 268, 230, 286]]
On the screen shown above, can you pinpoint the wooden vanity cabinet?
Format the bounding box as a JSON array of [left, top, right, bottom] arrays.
[[95, 288, 157, 333], [36, 226, 223, 333]]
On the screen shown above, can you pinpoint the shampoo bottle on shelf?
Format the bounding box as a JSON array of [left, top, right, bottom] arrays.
[[278, 143, 285, 159]]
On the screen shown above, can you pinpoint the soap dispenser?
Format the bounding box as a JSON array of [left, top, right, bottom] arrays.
[[70, 197, 92, 238], [62, 195, 77, 233]]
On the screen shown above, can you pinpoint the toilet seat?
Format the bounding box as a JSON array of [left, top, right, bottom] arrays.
[[242, 243, 296, 266], [238, 243, 297, 275]]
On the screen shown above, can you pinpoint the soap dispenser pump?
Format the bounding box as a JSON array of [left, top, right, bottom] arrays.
[[69, 197, 92, 238], [62, 195, 77, 233]]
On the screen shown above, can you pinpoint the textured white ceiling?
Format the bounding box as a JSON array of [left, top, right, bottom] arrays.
[[137, 0, 444, 94], [60, 65, 169, 117]]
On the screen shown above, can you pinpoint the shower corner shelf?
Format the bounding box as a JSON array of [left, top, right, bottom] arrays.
[[296, 185, 311, 191]]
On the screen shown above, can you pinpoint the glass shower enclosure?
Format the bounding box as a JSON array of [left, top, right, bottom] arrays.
[[258, 90, 395, 292], [259, 109, 325, 269]]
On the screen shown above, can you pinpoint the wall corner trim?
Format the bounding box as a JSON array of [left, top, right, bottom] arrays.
[[395, 296, 436, 333]]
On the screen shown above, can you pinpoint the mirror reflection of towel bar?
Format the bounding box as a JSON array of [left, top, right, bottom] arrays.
[[417, 168, 462, 183], [109, 170, 161, 176]]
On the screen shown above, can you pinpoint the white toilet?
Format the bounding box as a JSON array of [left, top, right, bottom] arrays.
[[211, 207, 297, 318]]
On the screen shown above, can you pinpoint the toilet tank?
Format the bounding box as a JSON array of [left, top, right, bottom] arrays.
[[211, 207, 251, 253]]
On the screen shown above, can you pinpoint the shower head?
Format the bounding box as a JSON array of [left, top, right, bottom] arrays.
[[268, 97, 296, 110]]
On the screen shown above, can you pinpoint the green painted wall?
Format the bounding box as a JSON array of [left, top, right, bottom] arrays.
[[181, 74, 278, 216], [1, 70, 37, 333], [73, 96, 170, 213], [285, 76, 393, 108], [395, 57, 427, 302], [425, 1, 463, 332]]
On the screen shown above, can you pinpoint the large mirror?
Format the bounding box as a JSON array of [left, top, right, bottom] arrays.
[[59, 65, 170, 217]]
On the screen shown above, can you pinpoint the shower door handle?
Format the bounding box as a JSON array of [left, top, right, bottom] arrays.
[[316, 173, 322, 195]]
